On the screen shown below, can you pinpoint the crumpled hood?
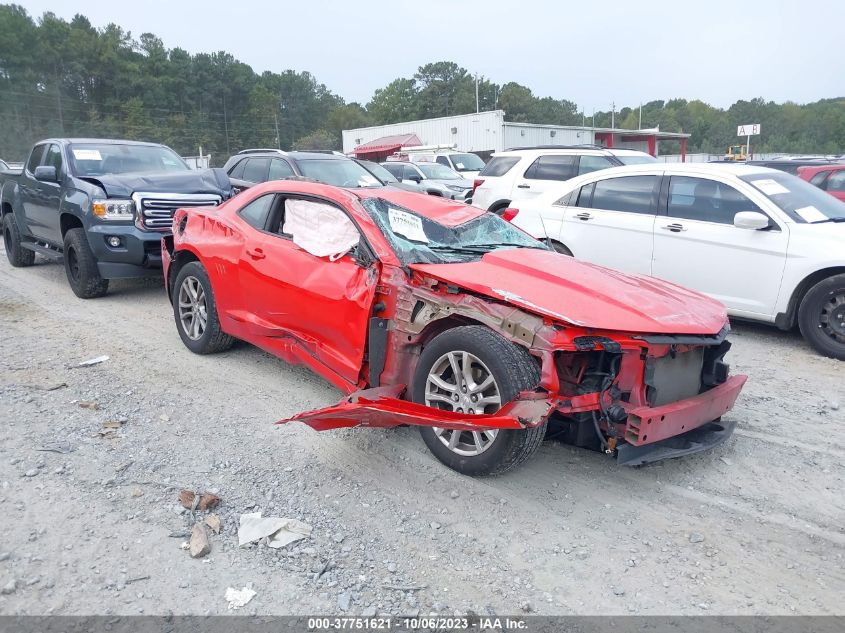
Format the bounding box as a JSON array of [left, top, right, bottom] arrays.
[[80, 168, 232, 199], [410, 249, 728, 335]]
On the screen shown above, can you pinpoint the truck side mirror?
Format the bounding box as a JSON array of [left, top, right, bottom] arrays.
[[33, 165, 58, 182]]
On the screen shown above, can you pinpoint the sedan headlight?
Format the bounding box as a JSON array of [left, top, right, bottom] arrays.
[[92, 198, 135, 221], [445, 184, 466, 192]]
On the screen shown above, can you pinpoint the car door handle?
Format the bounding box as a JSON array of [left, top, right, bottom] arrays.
[[246, 247, 266, 260], [660, 223, 687, 232], [517, 184, 530, 189], [575, 212, 592, 221]]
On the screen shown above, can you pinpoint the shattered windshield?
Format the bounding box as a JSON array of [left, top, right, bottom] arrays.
[[362, 198, 547, 265]]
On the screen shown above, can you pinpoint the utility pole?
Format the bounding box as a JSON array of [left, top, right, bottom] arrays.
[[475, 74, 480, 114], [222, 94, 231, 156], [611, 101, 615, 129], [274, 112, 281, 149], [639, 103, 643, 130]]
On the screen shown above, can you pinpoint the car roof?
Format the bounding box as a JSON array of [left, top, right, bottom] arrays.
[[798, 163, 845, 175], [492, 146, 650, 158], [49, 138, 169, 148], [232, 150, 349, 161]]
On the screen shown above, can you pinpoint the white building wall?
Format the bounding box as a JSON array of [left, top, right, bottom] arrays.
[[342, 110, 505, 154], [503, 124, 592, 150], [613, 140, 650, 154]]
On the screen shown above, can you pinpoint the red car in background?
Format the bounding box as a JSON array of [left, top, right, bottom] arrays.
[[798, 164, 845, 202], [162, 180, 746, 475]]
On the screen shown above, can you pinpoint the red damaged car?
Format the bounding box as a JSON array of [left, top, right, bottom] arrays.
[[162, 180, 746, 475]]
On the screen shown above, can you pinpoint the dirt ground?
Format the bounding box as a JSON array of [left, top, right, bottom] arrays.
[[0, 249, 843, 617]]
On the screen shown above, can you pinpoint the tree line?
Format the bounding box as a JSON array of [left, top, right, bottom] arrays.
[[1, 4, 843, 164]]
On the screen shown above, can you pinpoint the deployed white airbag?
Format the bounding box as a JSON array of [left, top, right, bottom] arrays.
[[283, 199, 360, 260]]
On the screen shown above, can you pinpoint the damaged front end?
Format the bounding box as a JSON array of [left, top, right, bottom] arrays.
[[278, 271, 747, 467]]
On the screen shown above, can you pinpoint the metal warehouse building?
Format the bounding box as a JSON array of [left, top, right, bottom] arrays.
[[343, 110, 690, 160]]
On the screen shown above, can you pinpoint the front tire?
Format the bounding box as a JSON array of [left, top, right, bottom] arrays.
[[798, 274, 845, 360], [3, 213, 35, 267], [412, 326, 546, 476], [63, 228, 109, 298], [172, 261, 234, 354]]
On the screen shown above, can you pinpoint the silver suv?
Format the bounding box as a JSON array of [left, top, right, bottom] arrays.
[[381, 161, 474, 201]]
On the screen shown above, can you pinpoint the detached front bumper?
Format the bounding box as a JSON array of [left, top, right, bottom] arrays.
[[278, 375, 746, 465], [620, 374, 746, 448]]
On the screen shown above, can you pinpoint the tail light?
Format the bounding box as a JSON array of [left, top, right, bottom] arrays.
[[472, 178, 484, 195], [501, 207, 519, 222]]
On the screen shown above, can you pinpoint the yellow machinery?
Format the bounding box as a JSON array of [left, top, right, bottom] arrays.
[[724, 144, 747, 161]]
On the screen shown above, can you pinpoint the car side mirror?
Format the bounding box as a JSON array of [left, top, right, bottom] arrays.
[[34, 165, 58, 182], [408, 175, 422, 183], [733, 211, 770, 230]]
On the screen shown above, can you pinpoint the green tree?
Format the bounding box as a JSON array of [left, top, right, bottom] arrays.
[[293, 129, 338, 151], [367, 78, 420, 124]]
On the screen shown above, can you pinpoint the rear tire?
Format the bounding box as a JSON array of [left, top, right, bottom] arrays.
[[798, 274, 845, 360], [412, 326, 546, 476], [63, 228, 109, 298], [3, 213, 35, 267], [172, 261, 234, 354]]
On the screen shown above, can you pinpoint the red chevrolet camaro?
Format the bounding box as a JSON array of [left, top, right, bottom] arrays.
[[162, 180, 746, 475]]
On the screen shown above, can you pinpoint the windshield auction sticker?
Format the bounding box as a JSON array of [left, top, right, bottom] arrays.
[[388, 208, 429, 243], [751, 178, 790, 196], [72, 149, 103, 161], [794, 205, 827, 223]]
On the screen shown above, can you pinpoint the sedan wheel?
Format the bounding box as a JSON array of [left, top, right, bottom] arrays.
[[178, 275, 208, 341], [425, 350, 502, 456], [798, 273, 845, 360], [819, 291, 845, 344]]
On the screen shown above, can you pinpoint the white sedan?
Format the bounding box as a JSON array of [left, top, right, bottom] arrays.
[[506, 163, 845, 360]]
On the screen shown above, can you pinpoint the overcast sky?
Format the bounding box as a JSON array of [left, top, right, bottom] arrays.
[[17, 0, 845, 112]]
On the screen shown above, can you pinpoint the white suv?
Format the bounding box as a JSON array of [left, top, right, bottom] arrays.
[[472, 146, 656, 213], [507, 162, 845, 360]]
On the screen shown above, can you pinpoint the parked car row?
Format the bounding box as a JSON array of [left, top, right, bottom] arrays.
[[504, 162, 845, 360], [387, 146, 487, 178], [380, 161, 474, 201], [2, 136, 749, 476]]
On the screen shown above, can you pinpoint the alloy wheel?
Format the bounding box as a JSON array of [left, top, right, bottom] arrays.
[[178, 276, 208, 341], [425, 350, 502, 456]]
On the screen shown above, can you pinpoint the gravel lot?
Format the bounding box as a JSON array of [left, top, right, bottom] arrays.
[[0, 249, 843, 616]]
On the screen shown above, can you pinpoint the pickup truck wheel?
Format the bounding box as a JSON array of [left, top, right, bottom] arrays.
[[173, 261, 234, 354], [798, 273, 845, 360], [412, 325, 546, 476], [63, 228, 109, 298], [3, 214, 35, 267]]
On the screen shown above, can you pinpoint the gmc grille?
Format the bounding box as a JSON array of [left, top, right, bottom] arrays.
[[132, 192, 221, 231]]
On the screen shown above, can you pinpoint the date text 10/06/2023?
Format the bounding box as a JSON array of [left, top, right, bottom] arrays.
[[307, 616, 528, 630]]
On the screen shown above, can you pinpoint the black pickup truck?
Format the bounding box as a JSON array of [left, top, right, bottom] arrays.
[[0, 138, 233, 298]]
